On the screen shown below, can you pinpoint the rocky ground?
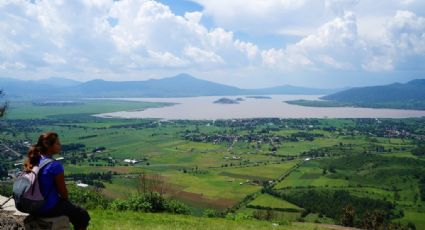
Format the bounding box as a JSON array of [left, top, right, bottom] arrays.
[[0, 210, 25, 230]]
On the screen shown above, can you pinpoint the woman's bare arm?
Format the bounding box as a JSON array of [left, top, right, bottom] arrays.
[[54, 172, 69, 200]]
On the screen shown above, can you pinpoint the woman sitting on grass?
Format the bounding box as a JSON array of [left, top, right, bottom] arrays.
[[24, 132, 90, 230]]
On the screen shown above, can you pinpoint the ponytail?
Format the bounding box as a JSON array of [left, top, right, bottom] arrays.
[[23, 132, 59, 172], [24, 145, 41, 172]]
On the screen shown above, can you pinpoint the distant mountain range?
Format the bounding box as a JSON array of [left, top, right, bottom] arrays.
[[286, 79, 425, 110], [0, 74, 338, 99]]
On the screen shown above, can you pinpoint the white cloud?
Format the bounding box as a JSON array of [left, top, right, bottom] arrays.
[[262, 12, 362, 71], [363, 10, 425, 71], [43, 53, 67, 65], [0, 0, 424, 85], [0, 61, 26, 70], [184, 46, 223, 65], [234, 40, 259, 60], [184, 11, 202, 23], [325, 0, 359, 14], [362, 56, 394, 72], [0, 0, 261, 79], [386, 11, 425, 55], [193, 0, 325, 36]]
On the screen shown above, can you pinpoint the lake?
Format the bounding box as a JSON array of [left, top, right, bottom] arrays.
[[94, 95, 425, 120]]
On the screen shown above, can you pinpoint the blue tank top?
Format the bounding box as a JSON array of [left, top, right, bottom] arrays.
[[38, 156, 64, 213]]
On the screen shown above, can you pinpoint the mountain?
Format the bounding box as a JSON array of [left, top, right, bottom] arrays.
[[0, 74, 336, 99], [321, 79, 425, 110], [37, 77, 81, 87], [71, 74, 243, 97], [0, 77, 64, 99], [251, 85, 339, 95]]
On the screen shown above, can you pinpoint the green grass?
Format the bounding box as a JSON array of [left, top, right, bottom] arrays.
[[88, 210, 326, 230], [249, 194, 303, 211], [395, 210, 425, 230]]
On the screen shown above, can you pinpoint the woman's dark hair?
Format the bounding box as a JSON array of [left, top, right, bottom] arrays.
[[24, 132, 59, 171]]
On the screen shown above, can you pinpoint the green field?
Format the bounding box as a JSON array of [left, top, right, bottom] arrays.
[[1, 100, 425, 229]]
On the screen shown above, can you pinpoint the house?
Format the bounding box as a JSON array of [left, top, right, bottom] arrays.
[[124, 159, 138, 164], [76, 183, 89, 188]]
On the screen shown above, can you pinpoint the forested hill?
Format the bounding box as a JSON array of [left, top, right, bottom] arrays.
[[321, 79, 425, 110]]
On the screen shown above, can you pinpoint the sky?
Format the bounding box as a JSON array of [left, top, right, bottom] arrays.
[[0, 0, 424, 88]]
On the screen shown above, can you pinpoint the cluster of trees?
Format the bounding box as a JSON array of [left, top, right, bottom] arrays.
[[110, 120, 159, 129], [0, 165, 9, 179], [289, 132, 324, 141], [182, 129, 324, 146], [265, 189, 399, 228], [66, 171, 113, 187], [0, 91, 10, 179], [412, 144, 425, 157], [61, 143, 86, 153], [252, 209, 278, 221]]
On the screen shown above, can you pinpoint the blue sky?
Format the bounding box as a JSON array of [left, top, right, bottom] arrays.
[[0, 0, 424, 88]]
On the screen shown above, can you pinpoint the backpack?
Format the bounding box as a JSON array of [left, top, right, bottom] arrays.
[[12, 158, 55, 213]]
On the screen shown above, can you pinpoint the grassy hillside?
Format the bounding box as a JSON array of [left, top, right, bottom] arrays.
[[88, 210, 326, 230]]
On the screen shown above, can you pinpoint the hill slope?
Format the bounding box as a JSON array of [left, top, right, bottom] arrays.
[[319, 79, 425, 110]]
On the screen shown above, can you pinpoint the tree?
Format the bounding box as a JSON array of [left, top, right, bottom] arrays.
[[340, 204, 355, 227], [137, 172, 169, 196], [0, 90, 7, 117], [363, 210, 386, 230]]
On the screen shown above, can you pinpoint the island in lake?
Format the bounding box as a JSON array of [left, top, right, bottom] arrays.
[[213, 98, 240, 104], [246, 96, 272, 99]]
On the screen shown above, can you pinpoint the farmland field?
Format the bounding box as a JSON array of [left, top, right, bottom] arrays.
[[1, 100, 425, 229]]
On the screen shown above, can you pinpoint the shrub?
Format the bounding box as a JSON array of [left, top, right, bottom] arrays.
[[109, 199, 129, 211], [225, 212, 251, 221], [165, 199, 190, 215], [0, 182, 12, 197], [144, 192, 166, 212], [203, 209, 218, 218], [109, 193, 190, 215], [68, 184, 108, 209], [127, 194, 153, 212]]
